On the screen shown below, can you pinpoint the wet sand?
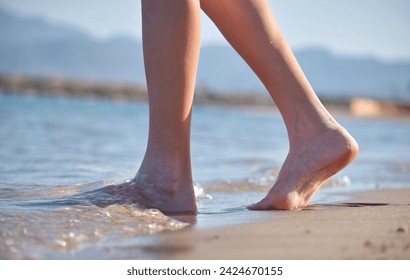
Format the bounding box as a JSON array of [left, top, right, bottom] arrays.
[[144, 188, 410, 259]]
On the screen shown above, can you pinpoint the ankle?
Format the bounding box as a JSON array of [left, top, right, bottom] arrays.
[[141, 147, 192, 172], [134, 172, 189, 194], [286, 106, 336, 139], [136, 155, 193, 193]]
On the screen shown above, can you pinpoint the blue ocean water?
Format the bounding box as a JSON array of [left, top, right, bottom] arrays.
[[0, 93, 409, 259]]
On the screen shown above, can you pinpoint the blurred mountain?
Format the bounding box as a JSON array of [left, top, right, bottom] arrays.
[[0, 7, 145, 84], [197, 46, 410, 101], [1, 6, 410, 101]]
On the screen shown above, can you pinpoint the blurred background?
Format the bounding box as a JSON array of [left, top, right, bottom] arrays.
[[0, 0, 410, 103], [1, 0, 410, 259]]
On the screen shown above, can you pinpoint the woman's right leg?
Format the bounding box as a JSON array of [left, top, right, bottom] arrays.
[[122, 0, 201, 214]]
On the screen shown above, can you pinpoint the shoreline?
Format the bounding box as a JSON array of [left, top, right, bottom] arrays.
[[2, 74, 409, 118], [141, 188, 410, 260]]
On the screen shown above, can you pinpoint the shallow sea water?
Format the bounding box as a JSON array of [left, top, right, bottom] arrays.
[[0, 93, 409, 259]]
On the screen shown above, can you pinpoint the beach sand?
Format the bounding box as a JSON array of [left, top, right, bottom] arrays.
[[142, 188, 410, 260]]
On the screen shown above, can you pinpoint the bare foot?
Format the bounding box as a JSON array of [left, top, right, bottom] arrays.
[[248, 125, 359, 210], [86, 172, 197, 215]]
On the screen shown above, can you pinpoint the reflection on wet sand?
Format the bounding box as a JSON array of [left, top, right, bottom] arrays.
[[303, 202, 393, 210]]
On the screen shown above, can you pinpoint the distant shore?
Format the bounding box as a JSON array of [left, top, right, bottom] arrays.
[[1, 75, 409, 117]]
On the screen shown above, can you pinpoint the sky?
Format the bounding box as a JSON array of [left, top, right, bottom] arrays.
[[1, 0, 409, 61]]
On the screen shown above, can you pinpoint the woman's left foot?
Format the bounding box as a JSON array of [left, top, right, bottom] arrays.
[[248, 125, 359, 210]]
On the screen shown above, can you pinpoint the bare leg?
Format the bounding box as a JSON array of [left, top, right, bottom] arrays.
[[201, 0, 359, 210], [104, 0, 201, 214]]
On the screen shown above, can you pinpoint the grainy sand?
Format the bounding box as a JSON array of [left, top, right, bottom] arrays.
[[143, 189, 410, 259]]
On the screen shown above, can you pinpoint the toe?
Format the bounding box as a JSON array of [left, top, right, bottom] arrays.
[[247, 198, 271, 211]]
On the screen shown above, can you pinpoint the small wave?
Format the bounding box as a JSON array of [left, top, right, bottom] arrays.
[[0, 180, 197, 259], [0, 203, 189, 259]]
